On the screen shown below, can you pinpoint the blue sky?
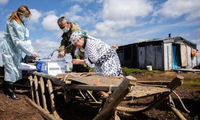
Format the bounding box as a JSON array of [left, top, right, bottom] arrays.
[[0, 0, 200, 66]]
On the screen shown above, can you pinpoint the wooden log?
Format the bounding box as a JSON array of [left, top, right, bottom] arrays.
[[69, 85, 118, 91], [31, 71, 65, 85], [28, 75, 35, 102], [93, 76, 137, 120], [86, 90, 98, 102], [79, 90, 86, 99], [119, 76, 184, 113], [34, 75, 40, 106], [47, 79, 60, 119], [25, 97, 62, 120], [14, 89, 30, 93], [171, 107, 187, 120], [167, 75, 184, 90], [169, 95, 187, 120], [138, 81, 170, 85], [39, 77, 48, 110]]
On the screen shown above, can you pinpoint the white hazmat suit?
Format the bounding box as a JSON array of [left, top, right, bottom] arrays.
[[1, 20, 35, 83]]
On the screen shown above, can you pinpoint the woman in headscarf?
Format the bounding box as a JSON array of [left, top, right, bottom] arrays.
[[70, 31, 122, 77], [1, 5, 39, 100]]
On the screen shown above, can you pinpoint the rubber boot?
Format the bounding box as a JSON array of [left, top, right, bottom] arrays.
[[3, 81, 20, 100]]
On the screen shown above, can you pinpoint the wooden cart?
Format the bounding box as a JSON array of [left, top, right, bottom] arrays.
[[27, 71, 189, 120]]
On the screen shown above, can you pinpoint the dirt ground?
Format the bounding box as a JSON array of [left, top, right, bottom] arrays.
[[0, 71, 200, 120]]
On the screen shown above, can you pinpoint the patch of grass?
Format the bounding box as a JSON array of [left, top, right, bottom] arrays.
[[122, 67, 161, 76], [78, 67, 162, 75], [183, 81, 200, 86], [89, 67, 94, 72]]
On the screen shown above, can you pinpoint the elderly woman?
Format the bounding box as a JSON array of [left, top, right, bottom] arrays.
[[70, 31, 122, 76]]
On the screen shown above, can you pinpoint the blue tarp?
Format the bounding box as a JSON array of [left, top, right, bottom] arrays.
[[173, 45, 178, 69]]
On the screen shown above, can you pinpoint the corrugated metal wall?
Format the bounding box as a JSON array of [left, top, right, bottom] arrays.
[[164, 43, 173, 70], [138, 44, 164, 70]]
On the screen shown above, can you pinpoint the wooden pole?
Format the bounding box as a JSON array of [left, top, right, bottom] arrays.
[[25, 97, 62, 120], [171, 107, 187, 120], [28, 75, 35, 102], [31, 71, 65, 85], [40, 77, 48, 110], [47, 79, 60, 119], [69, 85, 118, 92], [169, 95, 187, 120], [167, 75, 184, 90], [93, 76, 137, 120], [34, 75, 40, 106]]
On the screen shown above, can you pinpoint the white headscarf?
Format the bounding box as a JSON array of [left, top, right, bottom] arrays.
[[69, 31, 82, 44]]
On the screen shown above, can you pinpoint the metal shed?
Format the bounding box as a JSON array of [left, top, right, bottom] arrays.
[[117, 36, 198, 71]]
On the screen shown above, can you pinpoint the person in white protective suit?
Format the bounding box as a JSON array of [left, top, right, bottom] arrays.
[[0, 5, 40, 100]]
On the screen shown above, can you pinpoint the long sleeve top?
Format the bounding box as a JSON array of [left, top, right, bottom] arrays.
[[84, 36, 122, 76]]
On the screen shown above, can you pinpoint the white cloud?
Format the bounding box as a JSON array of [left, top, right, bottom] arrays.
[[70, 4, 83, 13], [42, 14, 59, 31], [97, 0, 103, 3], [62, 4, 99, 28], [0, 31, 4, 66], [33, 38, 60, 58], [103, 0, 152, 21], [63, 4, 83, 21], [93, 0, 153, 37], [155, 0, 200, 20], [0, 31, 4, 41], [44, 10, 56, 16], [30, 9, 42, 24], [70, 0, 94, 4], [0, 0, 8, 5], [71, 0, 93, 2]]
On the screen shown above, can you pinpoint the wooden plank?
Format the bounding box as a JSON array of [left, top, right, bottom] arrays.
[[25, 97, 62, 120], [155, 45, 164, 70], [47, 79, 60, 119], [66, 74, 124, 86], [31, 71, 65, 85], [40, 77, 48, 111], [34, 75, 40, 106], [126, 85, 170, 99], [138, 47, 145, 68], [167, 75, 183, 90], [138, 81, 170, 85], [126, 75, 183, 99], [28, 75, 35, 102], [169, 95, 187, 120], [180, 44, 188, 67], [69, 84, 118, 91], [93, 76, 137, 120], [146, 45, 155, 69], [120, 75, 184, 113]]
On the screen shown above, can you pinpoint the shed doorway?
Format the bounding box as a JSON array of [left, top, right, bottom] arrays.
[[172, 44, 181, 69]]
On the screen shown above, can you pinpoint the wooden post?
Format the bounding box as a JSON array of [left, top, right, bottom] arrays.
[[34, 75, 40, 106], [28, 75, 35, 102], [169, 95, 187, 120], [25, 97, 62, 120], [40, 77, 48, 110], [167, 75, 184, 90], [93, 76, 137, 120], [86, 90, 98, 102], [47, 79, 60, 119]]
